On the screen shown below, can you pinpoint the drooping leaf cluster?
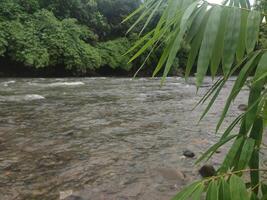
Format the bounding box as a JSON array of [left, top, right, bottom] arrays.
[[127, 0, 267, 199]]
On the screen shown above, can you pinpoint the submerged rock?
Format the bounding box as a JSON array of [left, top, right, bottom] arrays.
[[199, 165, 216, 178], [183, 150, 195, 158], [238, 104, 247, 111]]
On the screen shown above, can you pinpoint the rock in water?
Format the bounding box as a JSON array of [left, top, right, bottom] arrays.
[[183, 150, 195, 158], [238, 104, 247, 111], [199, 165, 216, 178]]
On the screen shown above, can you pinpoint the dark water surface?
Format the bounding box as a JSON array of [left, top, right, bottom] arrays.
[[0, 78, 248, 200]]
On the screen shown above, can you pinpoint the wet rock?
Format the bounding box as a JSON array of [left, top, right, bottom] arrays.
[[199, 165, 216, 178], [183, 150, 195, 158], [238, 104, 247, 111], [215, 149, 221, 154]]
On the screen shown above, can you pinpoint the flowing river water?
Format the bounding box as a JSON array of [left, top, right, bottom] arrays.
[[0, 77, 249, 200]]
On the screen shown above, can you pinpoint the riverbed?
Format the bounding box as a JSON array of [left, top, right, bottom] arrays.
[[0, 77, 248, 200]]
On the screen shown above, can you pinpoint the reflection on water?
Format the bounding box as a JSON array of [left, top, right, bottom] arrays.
[[0, 78, 247, 200]]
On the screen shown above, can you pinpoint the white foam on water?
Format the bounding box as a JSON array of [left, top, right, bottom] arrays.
[[48, 82, 85, 87], [24, 94, 45, 101], [0, 94, 45, 102], [27, 81, 85, 87], [3, 80, 16, 87]]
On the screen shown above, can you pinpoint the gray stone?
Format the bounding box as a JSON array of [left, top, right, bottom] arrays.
[[238, 104, 247, 111], [199, 165, 216, 178], [183, 150, 195, 158]]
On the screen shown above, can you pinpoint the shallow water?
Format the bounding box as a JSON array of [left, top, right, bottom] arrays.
[[0, 77, 248, 200]]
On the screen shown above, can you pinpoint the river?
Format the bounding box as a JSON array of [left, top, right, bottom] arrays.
[[0, 77, 248, 200]]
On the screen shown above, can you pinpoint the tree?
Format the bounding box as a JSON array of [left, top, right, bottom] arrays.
[[127, 0, 267, 199]]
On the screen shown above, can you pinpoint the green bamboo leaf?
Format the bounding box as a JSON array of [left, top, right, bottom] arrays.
[[250, 117, 264, 147], [190, 183, 205, 200], [230, 175, 250, 200], [153, 42, 172, 77], [261, 193, 267, 200], [206, 181, 218, 200], [185, 9, 210, 79], [246, 10, 261, 54], [196, 6, 222, 87], [167, 0, 183, 22], [187, 2, 208, 43], [237, 138, 255, 170], [216, 51, 261, 132], [220, 136, 245, 172], [162, 2, 199, 83], [236, 10, 249, 62], [252, 71, 267, 85], [250, 149, 260, 194], [196, 134, 237, 164], [240, 0, 248, 8], [261, 183, 267, 196], [246, 52, 267, 130], [125, 30, 154, 55], [250, 192, 259, 200], [139, 0, 164, 35], [219, 178, 230, 200], [199, 79, 225, 121], [222, 7, 241, 76], [122, 3, 145, 23], [195, 78, 224, 109], [220, 113, 244, 140], [126, 3, 156, 34], [210, 7, 229, 78], [171, 181, 201, 200]]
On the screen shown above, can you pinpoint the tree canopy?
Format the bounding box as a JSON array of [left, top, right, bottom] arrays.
[[0, 0, 144, 76]]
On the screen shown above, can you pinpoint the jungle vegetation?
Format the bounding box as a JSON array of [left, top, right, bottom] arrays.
[[127, 0, 267, 199], [0, 0, 165, 76]]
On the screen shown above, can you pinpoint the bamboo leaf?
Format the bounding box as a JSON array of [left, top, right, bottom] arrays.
[[250, 149, 260, 194], [196, 134, 237, 164], [237, 138, 255, 170], [162, 2, 199, 83], [236, 10, 249, 62], [261, 183, 267, 196], [216, 51, 261, 132], [220, 136, 245, 172], [222, 7, 241, 76], [190, 183, 205, 200], [139, 0, 164, 35], [196, 6, 222, 87], [185, 9, 210, 79], [246, 10, 261, 54], [210, 7, 229, 78], [230, 175, 250, 200], [219, 178, 230, 200], [187, 2, 208, 43], [206, 181, 218, 200], [246, 52, 267, 130], [171, 181, 201, 200]]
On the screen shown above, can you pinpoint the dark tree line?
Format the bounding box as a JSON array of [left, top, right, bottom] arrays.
[[0, 0, 149, 76]]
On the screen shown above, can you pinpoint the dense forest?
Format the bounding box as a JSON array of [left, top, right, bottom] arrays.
[[0, 0, 168, 77], [0, 0, 266, 77]]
